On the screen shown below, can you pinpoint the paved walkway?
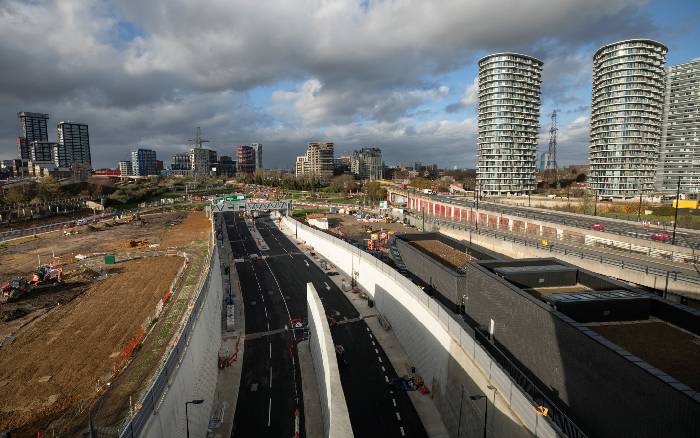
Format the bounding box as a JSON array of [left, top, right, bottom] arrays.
[[211, 214, 245, 438]]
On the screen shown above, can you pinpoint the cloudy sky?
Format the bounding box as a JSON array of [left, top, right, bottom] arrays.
[[0, 0, 698, 169]]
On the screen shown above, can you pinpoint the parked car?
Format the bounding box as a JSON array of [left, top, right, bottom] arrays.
[[591, 223, 606, 231], [650, 232, 670, 242]]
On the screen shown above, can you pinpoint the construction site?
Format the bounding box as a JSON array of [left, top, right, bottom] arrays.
[[309, 212, 414, 250], [0, 208, 211, 436]]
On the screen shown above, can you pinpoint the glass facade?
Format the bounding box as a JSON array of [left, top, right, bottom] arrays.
[[589, 39, 667, 198], [477, 53, 542, 195]]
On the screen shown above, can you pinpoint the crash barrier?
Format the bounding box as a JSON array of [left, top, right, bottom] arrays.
[[109, 222, 219, 438], [417, 215, 700, 288], [280, 216, 579, 438], [306, 283, 354, 438]]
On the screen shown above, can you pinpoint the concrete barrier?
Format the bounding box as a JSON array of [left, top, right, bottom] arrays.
[[280, 216, 562, 438], [306, 282, 354, 438]]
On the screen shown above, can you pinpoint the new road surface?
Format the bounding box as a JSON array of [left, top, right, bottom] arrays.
[[225, 212, 428, 438]]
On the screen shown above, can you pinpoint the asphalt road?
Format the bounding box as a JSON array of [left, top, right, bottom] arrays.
[[227, 213, 429, 437], [401, 190, 700, 249]]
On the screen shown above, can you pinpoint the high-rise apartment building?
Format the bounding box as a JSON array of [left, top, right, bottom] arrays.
[[588, 39, 667, 198], [237, 145, 256, 176], [17, 112, 49, 161], [477, 53, 542, 196], [56, 121, 92, 168], [29, 141, 56, 164], [656, 58, 700, 193], [351, 147, 384, 180], [251, 143, 263, 172], [118, 160, 133, 176], [131, 148, 157, 176], [190, 147, 215, 176], [296, 142, 334, 181], [171, 153, 191, 176]]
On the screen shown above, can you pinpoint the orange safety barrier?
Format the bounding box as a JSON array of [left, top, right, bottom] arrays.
[[121, 327, 146, 360], [162, 289, 172, 305]]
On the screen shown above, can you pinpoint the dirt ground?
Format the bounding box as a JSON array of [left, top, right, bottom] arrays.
[[0, 255, 184, 435], [591, 320, 700, 391], [410, 239, 473, 270], [0, 209, 211, 436], [0, 210, 189, 284], [324, 213, 415, 243]]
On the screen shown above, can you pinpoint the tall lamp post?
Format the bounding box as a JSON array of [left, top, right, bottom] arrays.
[[470, 385, 497, 438], [185, 399, 204, 438], [593, 188, 598, 217], [672, 176, 681, 245]]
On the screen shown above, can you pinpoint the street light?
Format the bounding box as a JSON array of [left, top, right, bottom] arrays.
[[470, 385, 497, 438], [672, 176, 681, 245], [185, 399, 204, 438]]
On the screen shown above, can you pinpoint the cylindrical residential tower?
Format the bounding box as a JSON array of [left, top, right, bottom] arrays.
[[589, 39, 667, 198], [477, 53, 542, 196]]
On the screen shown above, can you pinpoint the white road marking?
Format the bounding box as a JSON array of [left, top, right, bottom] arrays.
[[381, 366, 386, 372], [324, 282, 331, 291], [268, 398, 272, 426], [378, 357, 382, 363], [366, 327, 370, 332], [400, 426, 405, 436], [385, 375, 389, 382], [267, 322, 270, 331], [269, 367, 273, 388], [269, 343, 272, 359], [396, 412, 401, 421], [392, 398, 397, 407], [374, 348, 379, 354], [372, 341, 376, 346], [305, 260, 309, 267]]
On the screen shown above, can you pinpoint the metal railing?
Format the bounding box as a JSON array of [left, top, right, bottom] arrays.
[[421, 215, 700, 287]]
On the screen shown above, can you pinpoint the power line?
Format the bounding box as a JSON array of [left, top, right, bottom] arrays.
[[547, 109, 558, 188]]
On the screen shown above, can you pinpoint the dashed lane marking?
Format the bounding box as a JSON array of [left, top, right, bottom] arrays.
[[392, 398, 397, 407], [385, 375, 389, 383], [400, 426, 405, 436], [396, 412, 401, 421]]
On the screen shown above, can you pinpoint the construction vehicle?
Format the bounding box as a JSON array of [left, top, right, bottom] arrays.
[[1, 277, 30, 302], [30, 264, 63, 285]]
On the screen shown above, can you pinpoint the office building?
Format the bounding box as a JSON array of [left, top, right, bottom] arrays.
[[251, 143, 263, 172], [118, 160, 132, 176], [589, 39, 667, 198], [295, 142, 334, 181], [56, 121, 92, 168], [477, 53, 542, 196], [656, 58, 700, 193], [17, 112, 49, 161], [351, 147, 384, 180], [237, 145, 256, 176], [131, 148, 157, 176]]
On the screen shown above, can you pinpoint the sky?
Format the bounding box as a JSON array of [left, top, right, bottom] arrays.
[[0, 0, 698, 170]]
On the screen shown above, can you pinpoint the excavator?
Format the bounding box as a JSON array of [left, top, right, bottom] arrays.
[[1, 277, 30, 302]]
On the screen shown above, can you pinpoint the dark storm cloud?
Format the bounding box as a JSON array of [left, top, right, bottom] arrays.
[[0, 0, 659, 167]]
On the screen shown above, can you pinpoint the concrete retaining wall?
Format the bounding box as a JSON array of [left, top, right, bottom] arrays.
[[280, 216, 557, 438], [411, 216, 700, 300], [307, 283, 354, 438], [137, 248, 223, 438]]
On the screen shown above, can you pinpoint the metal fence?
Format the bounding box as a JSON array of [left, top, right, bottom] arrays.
[[421, 215, 700, 287]]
